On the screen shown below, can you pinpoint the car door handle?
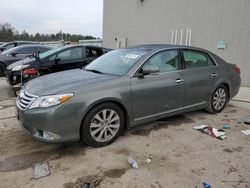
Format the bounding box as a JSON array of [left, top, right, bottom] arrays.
[[176, 78, 184, 83], [211, 73, 218, 77]]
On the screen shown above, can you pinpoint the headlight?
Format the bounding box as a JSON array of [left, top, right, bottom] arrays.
[[29, 93, 73, 109], [12, 65, 29, 71]]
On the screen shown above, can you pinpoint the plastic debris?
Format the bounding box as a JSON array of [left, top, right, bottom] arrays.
[[223, 123, 231, 129], [243, 117, 250, 125], [193, 125, 227, 140], [145, 158, 152, 164], [241, 130, 250, 135], [202, 182, 211, 188], [128, 157, 139, 169], [33, 161, 50, 180]]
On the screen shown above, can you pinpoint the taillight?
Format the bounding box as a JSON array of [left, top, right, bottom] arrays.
[[23, 68, 39, 75], [234, 66, 241, 74]]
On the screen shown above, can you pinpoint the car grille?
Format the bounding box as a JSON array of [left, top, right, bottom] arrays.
[[16, 90, 38, 110]]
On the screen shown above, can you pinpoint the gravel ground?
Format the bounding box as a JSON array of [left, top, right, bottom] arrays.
[[0, 77, 249, 188]]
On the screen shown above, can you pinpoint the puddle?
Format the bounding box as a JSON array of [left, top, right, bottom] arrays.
[[0, 143, 85, 172], [0, 150, 59, 172], [131, 115, 195, 136], [103, 168, 126, 178]]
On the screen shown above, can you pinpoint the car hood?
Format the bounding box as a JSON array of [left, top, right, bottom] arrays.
[[24, 69, 118, 96], [7, 57, 35, 70]]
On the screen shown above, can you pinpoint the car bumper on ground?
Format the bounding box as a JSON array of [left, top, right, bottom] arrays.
[[16, 103, 84, 143]]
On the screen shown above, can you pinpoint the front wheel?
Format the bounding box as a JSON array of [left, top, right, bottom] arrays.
[[207, 85, 229, 113], [81, 103, 125, 147], [0, 63, 6, 77]]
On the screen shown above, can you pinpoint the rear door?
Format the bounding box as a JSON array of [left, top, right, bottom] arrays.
[[181, 49, 218, 106], [131, 49, 184, 121]]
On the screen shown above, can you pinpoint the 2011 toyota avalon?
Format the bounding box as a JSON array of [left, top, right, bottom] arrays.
[[16, 44, 241, 147]]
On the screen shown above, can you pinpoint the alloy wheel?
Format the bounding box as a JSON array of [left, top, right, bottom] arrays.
[[212, 88, 227, 111], [90, 109, 120, 142]]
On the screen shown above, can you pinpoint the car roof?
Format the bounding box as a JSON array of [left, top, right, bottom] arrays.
[[13, 44, 51, 49], [127, 44, 211, 53]]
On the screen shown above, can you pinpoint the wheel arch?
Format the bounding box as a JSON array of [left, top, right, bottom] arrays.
[[79, 98, 130, 141]]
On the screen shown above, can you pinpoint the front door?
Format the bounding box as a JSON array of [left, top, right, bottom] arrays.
[[131, 49, 184, 121]]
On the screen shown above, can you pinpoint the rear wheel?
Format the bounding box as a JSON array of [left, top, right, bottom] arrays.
[[0, 63, 6, 77], [81, 103, 125, 147], [207, 85, 228, 113]]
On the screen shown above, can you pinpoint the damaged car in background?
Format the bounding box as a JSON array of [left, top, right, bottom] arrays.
[[0, 44, 51, 76], [6, 45, 110, 86], [16, 44, 241, 147]]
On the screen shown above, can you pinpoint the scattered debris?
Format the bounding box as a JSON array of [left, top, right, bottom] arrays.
[[145, 158, 152, 164], [243, 117, 250, 125], [241, 130, 250, 135], [63, 175, 103, 188], [33, 161, 50, 180], [202, 182, 211, 188], [223, 123, 231, 129], [128, 157, 139, 169], [193, 125, 227, 140]]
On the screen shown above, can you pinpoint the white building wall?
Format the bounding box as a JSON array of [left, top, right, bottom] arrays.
[[103, 0, 250, 86]]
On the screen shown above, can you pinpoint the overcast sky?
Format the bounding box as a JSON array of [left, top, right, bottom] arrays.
[[0, 0, 103, 38]]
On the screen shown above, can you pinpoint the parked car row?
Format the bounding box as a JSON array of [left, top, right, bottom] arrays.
[[5, 45, 110, 86], [14, 44, 241, 147], [0, 41, 38, 53]]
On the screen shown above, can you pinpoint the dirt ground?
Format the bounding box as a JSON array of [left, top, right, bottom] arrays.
[[0, 77, 249, 188]]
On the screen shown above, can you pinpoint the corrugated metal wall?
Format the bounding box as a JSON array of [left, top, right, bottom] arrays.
[[103, 0, 250, 86]]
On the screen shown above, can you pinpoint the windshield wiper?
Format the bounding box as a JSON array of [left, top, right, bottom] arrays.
[[85, 69, 103, 74]]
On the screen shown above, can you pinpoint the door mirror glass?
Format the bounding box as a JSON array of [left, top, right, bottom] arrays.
[[142, 65, 159, 75]]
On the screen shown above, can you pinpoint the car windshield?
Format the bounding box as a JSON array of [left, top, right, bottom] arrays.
[[39, 48, 61, 59], [1, 47, 17, 55], [85, 49, 149, 76]]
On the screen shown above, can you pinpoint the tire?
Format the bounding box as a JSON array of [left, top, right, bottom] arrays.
[[206, 85, 229, 113], [0, 63, 6, 77], [81, 102, 125, 147]]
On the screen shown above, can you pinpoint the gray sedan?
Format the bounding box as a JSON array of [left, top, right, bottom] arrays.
[[16, 44, 241, 147]]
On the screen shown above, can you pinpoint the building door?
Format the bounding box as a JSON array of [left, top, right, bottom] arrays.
[[115, 37, 127, 49]]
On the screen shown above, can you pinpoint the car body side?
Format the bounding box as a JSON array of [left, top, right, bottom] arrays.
[[17, 46, 240, 143]]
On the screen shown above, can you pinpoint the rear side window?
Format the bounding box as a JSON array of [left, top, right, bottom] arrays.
[[15, 47, 37, 54], [183, 50, 215, 69], [86, 48, 103, 57]]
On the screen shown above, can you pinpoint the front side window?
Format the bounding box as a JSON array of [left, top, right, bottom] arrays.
[[183, 50, 215, 69], [143, 50, 180, 73], [57, 47, 83, 60]]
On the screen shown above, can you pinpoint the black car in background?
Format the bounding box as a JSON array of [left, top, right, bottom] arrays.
[[0, 41, 38, 52], [6, 45, 111, 85], [0, 45, 51, 76]]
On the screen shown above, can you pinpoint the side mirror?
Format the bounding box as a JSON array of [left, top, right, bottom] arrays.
[[142, 65, 160, 75], [10, 52, 18, 57]]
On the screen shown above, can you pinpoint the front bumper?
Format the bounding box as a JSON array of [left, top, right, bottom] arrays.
[[16, 102, 84, 143], [5, 70, 21, 85]]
